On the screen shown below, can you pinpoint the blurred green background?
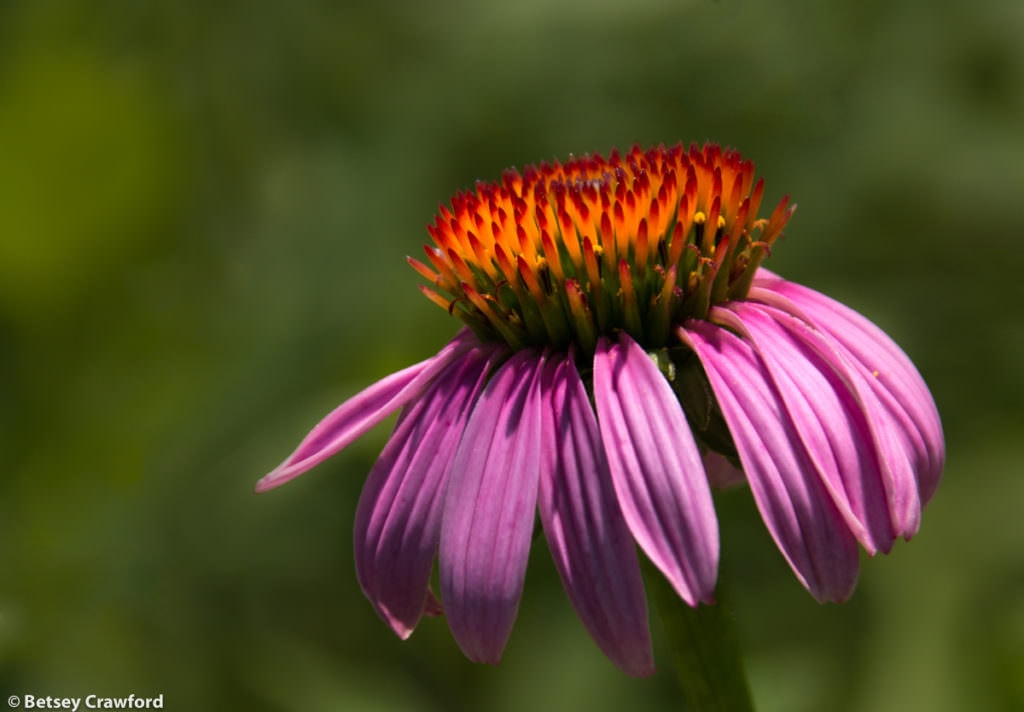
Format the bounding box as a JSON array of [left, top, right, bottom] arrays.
[[2, 0, 1022, 710]]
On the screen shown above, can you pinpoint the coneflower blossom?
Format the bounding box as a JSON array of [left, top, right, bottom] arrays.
[[257, 143, 944, 676]]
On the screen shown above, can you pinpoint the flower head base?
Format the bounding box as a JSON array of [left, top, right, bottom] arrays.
[[411, 143, 794, 355], [258, 142, 944, 678]]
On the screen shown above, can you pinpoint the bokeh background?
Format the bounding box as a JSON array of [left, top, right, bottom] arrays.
[[3, 0, 1023, 710]]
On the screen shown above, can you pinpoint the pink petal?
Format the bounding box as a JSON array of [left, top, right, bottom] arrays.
[[539, 353, 653, 677], [755, 301, 919, 540], [680, 322, 860, 602], [722, 302, 921, 553], [593, 333, 719, 606], [750, 270, 944, 503], [255, 330, 477, 492], [439, 349, 546, 664], [354, 344, 503, 638]]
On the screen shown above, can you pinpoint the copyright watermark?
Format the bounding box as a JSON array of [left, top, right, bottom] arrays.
[[7, 695, 164, 710]]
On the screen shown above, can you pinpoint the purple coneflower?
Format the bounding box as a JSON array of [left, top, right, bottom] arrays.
[[257, 143, 944, 677]]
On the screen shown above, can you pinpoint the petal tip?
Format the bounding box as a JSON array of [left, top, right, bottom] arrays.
[[254, 459, 304, 493], [385, 616, 417, 641], [254, 468, 286, 494], [623, 658, 656, 678]]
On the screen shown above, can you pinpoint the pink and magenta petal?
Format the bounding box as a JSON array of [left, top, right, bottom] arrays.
[[539, 353, 654, 677], [439, 349, 547, 664], [255, 330, 478, 493], [722, 302, 921, 553], [750, 270, 944, 503], [353, 344, 503, 638], [680, 322, 860, 602], [593, 333, 719, 606]]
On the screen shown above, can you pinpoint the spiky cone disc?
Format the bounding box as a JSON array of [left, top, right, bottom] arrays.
[[410, 143, 795, 356]]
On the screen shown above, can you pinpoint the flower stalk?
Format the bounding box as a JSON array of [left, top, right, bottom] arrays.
[[646, 562, 754, 712]]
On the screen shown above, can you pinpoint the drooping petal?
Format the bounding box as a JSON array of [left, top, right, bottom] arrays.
[[744, 301, 921, 542], [353, 344, 504, 638], [593, 333, 719, 606], [439, 349, 546, 664], [256, 330, 478, 492], [538, 353, 653, 677], [680, 322, 860, 602], [722, 302, 920, 553], [750, 270, 944, 503]]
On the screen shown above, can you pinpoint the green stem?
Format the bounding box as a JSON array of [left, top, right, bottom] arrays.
[[644, 563, 755, 712]]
